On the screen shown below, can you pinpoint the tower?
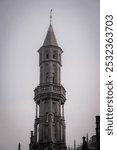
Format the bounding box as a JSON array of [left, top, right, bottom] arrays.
[[29, 14, 67, 150]]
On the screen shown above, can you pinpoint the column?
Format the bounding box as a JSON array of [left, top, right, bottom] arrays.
[[36, 104, 38, 118], [34, 121, 37, 142], [62, 105, 64, 118], [63, 124, 66, 143], [59, 101, 61, 116]]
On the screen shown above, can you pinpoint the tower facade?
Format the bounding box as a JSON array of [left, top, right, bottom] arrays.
[[29, 22, 67, 150]]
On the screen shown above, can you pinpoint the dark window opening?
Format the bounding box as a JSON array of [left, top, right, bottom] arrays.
[[53, 73, 55, 83], [53, 50, 58, 59], [53, 54, 56, 59], [46, 54, 49, 59], [46, 112, 48, 122]]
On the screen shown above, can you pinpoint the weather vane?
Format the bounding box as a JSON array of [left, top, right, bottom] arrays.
[[50, 9, 52, 24]]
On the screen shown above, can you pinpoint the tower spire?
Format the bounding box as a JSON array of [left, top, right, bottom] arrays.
[[50, 9, 52, 24]]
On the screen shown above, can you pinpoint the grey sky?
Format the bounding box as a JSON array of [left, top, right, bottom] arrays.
[[0, 0, 100, 150]]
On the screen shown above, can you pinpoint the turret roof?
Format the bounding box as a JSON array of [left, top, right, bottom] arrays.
[[43, 24, 58, 46]]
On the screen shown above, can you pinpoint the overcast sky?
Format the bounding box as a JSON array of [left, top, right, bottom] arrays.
[[0, 0, 100, 150]]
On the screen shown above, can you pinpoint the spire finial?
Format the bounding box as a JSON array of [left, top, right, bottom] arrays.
[[50, 9, 52, 24]]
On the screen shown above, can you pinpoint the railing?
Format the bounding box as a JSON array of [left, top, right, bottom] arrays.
[[34, 84, 66, 97]]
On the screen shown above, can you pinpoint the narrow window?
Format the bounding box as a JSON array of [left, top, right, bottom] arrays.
[[53, 73, 55, 83], [46, 54, 49, 59], [46, 112, 48, 122], [53, 54, 55, 59], [53, 50, 57, 59]]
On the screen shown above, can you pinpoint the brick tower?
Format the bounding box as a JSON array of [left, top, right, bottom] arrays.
[[29, 15, 67, 150]]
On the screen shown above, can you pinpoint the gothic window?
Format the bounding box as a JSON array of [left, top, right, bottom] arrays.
[[53, 50, 58, 59], [53, 54, 55, 59], [45, 50, 49, 59], [46, 112, 48, 122], [46, 54, 49, 59], [53, 73, 55, 83]]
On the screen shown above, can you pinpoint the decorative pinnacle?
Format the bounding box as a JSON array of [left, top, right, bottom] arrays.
[[50, 9, 52, 24], [18, 143, 21, 150]]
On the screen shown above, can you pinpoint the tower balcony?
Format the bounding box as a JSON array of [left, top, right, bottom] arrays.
[[34, 84, 66, 103]]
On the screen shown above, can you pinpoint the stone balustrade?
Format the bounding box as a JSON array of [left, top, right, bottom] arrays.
[[34, 84, 66, 98]]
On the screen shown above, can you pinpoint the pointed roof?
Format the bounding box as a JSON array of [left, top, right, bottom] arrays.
[[43, 24, 58, 46]]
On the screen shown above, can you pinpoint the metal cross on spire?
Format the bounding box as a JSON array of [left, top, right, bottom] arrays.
[[50, 9, 52, 24]]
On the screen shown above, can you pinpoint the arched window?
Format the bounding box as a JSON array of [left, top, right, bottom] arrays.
[[53, 73, 55, 83], [53, 50, 58, 59], [53, 51, 55, 59], [46, 112, 48, 122], [53, 113, 55, 122], [46, 54, 49, 59]]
